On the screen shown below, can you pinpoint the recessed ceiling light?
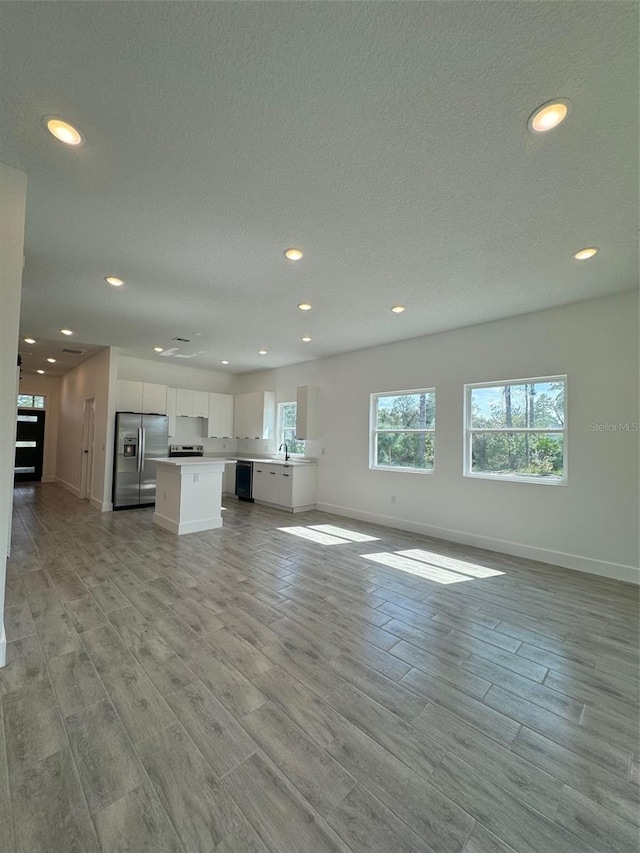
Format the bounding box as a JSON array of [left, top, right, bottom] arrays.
[[44, 117, 84, 146], [573, 247, 598, 260], [284, 248, 304, 261], [258, 350, 268, 355], [46, 358, 56, 363], [391, 305, 406, 313], [36, 369, 45, 374], [60, 329, 73, 335], [24, 337, 36, 345], [105, 276, 124, 287], [153, 347, 164, 352], [221, 360, 229, 365], [301, 336, 312, 342], [527, 99, 571, 133], [298, 303, 312, 311]]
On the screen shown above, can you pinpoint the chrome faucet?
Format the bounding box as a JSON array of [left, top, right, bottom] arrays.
[[279, 443, 290, 461]]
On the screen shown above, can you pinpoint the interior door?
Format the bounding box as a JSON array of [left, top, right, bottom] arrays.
[[114, 413, 142, 507], [80, 397, 95, 499], [14, 409, 46, 482]]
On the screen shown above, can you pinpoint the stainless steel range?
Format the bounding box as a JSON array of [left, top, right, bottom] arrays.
[[168, 445, 204, 458]]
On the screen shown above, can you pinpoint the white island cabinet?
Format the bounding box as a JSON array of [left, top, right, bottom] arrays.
[[153, 458, 236, 535]]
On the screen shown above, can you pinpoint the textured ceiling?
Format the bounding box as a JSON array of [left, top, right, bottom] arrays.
[[1, 1, 637, 377]]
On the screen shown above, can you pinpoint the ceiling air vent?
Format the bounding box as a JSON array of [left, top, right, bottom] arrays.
[[62, 348, 84, 354], [172, 337, 191, 343]]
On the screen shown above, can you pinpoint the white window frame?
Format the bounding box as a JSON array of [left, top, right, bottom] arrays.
[[277, 401, 306, 457], [370, 388, 436, 474], [464, 375, 567, 485]]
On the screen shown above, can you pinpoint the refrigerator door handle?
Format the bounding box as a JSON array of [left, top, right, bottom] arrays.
[[140, 427, 146, 472], [137, 427, 144, 472]]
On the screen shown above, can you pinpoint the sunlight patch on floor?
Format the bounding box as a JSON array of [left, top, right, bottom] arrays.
[[309, 524, 379, 542], [278, 526, 352, 545], [361, 551, 504, 584], [397, 549, 504, 578]]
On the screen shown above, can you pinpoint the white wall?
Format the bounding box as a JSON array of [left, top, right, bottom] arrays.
[[236, 291, 639, 583], [57, 347, 117, 511], [118, 355, 235, 393], [19, 374, 61, 482], [0, 163, 27, 666]]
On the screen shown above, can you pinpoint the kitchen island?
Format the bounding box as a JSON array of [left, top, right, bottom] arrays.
[[152, 457, 236, 535]]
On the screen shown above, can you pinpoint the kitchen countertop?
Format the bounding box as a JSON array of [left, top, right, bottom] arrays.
[[217, 457, 317, 467], [156, 457, 237, 466]]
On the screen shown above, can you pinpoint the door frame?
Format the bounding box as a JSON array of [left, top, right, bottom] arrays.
[[80, 396, 96, 500]]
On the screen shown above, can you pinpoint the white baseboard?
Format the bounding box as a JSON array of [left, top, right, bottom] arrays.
[[89, 496, 113, 513], [42, 476, 55, 483], [152, 512, 223, 536], [0, 623, 6, 668], [315, 502, 640, 585], [56, 477, 81, 499]]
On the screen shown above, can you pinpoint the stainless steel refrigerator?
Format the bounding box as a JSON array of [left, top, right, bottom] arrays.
[[113, 413, 169, 509]]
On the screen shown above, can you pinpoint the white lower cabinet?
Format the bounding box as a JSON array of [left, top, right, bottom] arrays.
[[252, 463, 316, 512]]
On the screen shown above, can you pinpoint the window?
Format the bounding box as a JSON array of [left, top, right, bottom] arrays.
[[465, 376, 566, 483], [277, 402, 305, 455], [370, 389, 435, 472], [17, 394, 45, 408]]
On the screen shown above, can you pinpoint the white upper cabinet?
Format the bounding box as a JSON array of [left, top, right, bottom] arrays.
[[166, 387, 177, 437], [296, 385, 319, 440], [204, 393, 234, 438], [175, 388, 194, 417], [142, 382, 167, 414], [117, 380, 167, 415], [234, 391, 276, 439], [220, 394, 234, 437], [116, 380, 143, 412], [192, 390, 210, 418]]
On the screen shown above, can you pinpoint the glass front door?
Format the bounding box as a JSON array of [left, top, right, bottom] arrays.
[[15, 408, 46, 482]]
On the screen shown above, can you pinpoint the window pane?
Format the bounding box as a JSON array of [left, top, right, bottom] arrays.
[[471, 432, 564, 478], [33, 395, 45, 408], [471, 381, 565, 429], [17, 395, 34, 407], [16, 441, 37, 448], [17, 415, 38, 422], [376, 393, 435, 430], [283, 428, 305, 455], [376, 432, 434, 470]]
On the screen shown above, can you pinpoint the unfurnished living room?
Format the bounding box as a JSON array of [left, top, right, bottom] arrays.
[[0, 3, 638, 853]]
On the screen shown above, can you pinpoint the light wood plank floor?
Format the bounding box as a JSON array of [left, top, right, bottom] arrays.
[[2, 483, 638, 852]]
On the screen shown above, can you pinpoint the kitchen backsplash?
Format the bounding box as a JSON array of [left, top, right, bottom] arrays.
[[172, 416, 318, 460]]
